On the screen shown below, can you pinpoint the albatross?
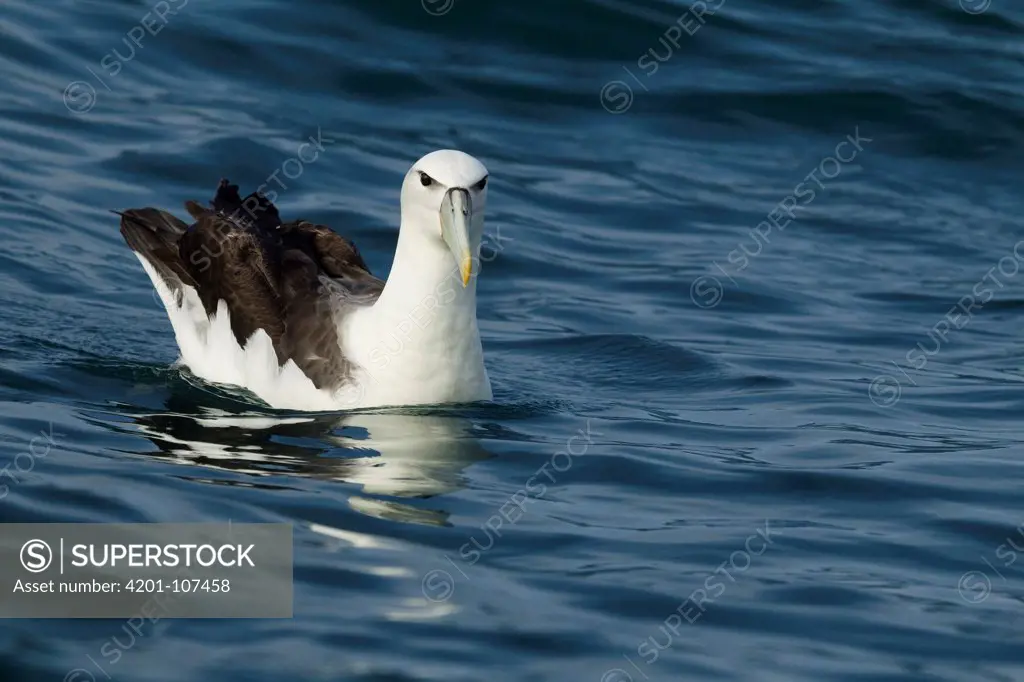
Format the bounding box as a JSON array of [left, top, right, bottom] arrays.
[[118, 149, 493, 411]]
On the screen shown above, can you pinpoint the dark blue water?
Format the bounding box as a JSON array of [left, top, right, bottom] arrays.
[[2, 0, 1024, 679]]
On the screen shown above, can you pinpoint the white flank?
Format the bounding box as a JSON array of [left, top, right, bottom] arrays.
[[139, 256, 358, 411]]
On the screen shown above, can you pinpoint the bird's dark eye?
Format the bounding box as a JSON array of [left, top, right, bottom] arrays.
[[473, 176, 488, 191], [419, 172, 434, 187]]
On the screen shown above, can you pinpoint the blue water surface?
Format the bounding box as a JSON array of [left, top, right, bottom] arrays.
[[1, 0, 1023, 680]]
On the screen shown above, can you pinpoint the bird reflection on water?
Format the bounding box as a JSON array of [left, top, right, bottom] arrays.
[[114, 385, 494, 528]]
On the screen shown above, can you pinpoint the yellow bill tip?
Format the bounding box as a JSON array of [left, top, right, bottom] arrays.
[[460, 256, 472, 286]]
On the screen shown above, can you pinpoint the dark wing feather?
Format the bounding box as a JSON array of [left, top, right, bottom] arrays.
[[117, 208, 197, 306], [118, 179, 384, 390]]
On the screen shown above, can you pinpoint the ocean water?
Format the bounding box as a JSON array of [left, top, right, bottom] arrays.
[[1, 0, 1023, 679]]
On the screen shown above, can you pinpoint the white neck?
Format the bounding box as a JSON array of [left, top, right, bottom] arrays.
[[373, 219, 478, 324]]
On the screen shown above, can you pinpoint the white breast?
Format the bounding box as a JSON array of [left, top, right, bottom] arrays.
[[340, 300, 492, 409]]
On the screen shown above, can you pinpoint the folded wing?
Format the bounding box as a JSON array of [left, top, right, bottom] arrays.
[[119, 180, 384, 391]]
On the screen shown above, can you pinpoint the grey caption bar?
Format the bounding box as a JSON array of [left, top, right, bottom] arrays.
[[0, 523, 292, 618]]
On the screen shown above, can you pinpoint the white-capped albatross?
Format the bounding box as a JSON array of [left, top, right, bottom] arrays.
[[118, 149, 493, 411]]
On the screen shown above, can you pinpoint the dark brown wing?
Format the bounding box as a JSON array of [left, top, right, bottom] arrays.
[[119, 179, 384, 390]]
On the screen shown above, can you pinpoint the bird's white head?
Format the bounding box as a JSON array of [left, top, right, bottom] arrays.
[[400, 149, 489, 287]]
